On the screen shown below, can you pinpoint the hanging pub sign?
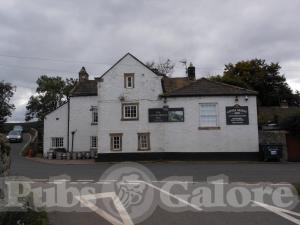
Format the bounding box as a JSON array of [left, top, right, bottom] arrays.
[[226, 104, 249, 125], [149, 107, 184, 122]]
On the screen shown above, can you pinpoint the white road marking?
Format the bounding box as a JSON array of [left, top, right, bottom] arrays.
[[31, 179, 294, 187], [32, 179, 48, 182], [137, 180, 203, 211], [75, 192, 134, 225], [253, 201, 300, 225], [95, 181, 112, 184], [76, 180, 94, 182]]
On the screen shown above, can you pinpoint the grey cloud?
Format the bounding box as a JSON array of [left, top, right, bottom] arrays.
[[1, 0, 300, 121]]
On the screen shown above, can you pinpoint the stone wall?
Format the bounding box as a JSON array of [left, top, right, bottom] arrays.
[[0, 134, 10, 176], [259, 130, 288, 161]]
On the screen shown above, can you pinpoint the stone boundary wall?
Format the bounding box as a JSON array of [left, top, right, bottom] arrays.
[[0, 134, 10, 176], [259, 130, 288, 161]]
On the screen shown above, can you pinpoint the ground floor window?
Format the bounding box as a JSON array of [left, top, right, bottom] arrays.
[[51, 137, 64, 148], [199, 103, 218, 127], [90, 136, 98, 149], [110, 133, 123, 151], [138, 133, 150, 151]]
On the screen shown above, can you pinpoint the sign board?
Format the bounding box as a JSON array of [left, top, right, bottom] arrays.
[[149, 107, 184, 122], [226, 104, 249, 125]]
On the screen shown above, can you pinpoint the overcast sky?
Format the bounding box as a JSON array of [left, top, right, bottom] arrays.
[[1, 0, 300, 122]]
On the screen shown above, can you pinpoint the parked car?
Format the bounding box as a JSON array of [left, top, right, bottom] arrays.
[[13, 125, 24, 133], [6, 130, 23, 143]]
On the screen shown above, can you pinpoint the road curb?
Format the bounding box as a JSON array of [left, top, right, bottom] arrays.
[[24, 156, 95, 165]]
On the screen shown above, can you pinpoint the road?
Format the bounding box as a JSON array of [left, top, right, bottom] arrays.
[[8, 133, 300, 225]]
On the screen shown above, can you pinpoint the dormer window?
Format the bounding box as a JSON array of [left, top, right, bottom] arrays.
[[124, 73, 134, 89]]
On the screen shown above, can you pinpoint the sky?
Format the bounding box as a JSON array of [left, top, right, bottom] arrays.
[[1, 0, 300, 122]]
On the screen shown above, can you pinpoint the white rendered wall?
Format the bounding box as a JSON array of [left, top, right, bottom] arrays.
[[98, 54, 165, 153], [98, 54, 259, 154], [43, 96, 98, 154], [43, 103, 68, 155], [162, 96, 258, 153], [69, 96, 98, 152]]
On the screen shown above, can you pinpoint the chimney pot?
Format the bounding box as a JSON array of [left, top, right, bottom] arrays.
[[187, 63, 195, 80]]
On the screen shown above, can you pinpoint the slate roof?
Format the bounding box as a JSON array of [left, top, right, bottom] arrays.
[[161, 76, 191, 94], [70, 80, 97, 97], [163, 77, 257, 97]]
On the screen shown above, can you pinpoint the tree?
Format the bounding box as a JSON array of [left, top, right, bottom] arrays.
[[146, 58, 175, 76], [281, 113, 300, 136], [210, 59, 300, 106], [0, 81, 15, 124], [25, 76, 77, 121]]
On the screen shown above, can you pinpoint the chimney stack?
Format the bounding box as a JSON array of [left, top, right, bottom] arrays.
[[79, 67, 89, 82], [187, 63, 195, 81]]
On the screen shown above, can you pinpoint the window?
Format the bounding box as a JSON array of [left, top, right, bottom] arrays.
[[110, 133, 123, 151], [124, 73, 134, 88], [138, 133, 150, 151], [90, 136, 98, 149], [51, 137, 64, 148], [122, 103, 139, 120], [199, 103, 218, 128], [91, 106, 98, 124]]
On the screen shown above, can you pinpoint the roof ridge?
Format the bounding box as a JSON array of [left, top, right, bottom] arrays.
[[96, 52, 162, 80], [164, 76, 258, 97], [207, 78, 257, 93], [164, 76, 189, 80], [162, 77, 197, 95]]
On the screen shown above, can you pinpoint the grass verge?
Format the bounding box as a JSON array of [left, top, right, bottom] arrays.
[[293, 184, 300, 196]]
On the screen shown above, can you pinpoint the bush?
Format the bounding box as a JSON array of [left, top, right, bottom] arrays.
[[0, 196, 49, 225], [280, 113, 300, 136], [0, 209, 48, 225]]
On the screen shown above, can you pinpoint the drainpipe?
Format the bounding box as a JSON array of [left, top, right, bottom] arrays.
[[71, 130, 77, 153], [67, 99, 70, 152]]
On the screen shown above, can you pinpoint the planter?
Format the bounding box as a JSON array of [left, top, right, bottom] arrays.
[[47, 152, 53, 160], [66, 152, 71, 160], [85, 152, 91, 159], [72, 152, 77, 160], [62, 153, 67, 160], [56, 152, 62, 160]]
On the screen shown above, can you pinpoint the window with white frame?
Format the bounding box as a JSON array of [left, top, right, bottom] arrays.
[[199, 103, 218, 127], [51, 137, 64, 148], [138, 133, 150, 151], [91, 106, 98, 124], [124, 73, 134, 88], [122, 103, 138, 120], [90, 136, 98, 149], [110, 133, 122, 151]]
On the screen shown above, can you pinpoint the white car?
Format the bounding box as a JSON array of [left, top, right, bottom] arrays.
[[6, 130, 23, 143]]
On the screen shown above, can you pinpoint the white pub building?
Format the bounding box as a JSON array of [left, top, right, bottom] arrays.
[[44, 53, 259, 161]]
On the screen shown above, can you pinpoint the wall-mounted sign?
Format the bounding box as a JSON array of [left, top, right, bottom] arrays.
[[149, 107, 184, 122], [226, 104, 249, 125]]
